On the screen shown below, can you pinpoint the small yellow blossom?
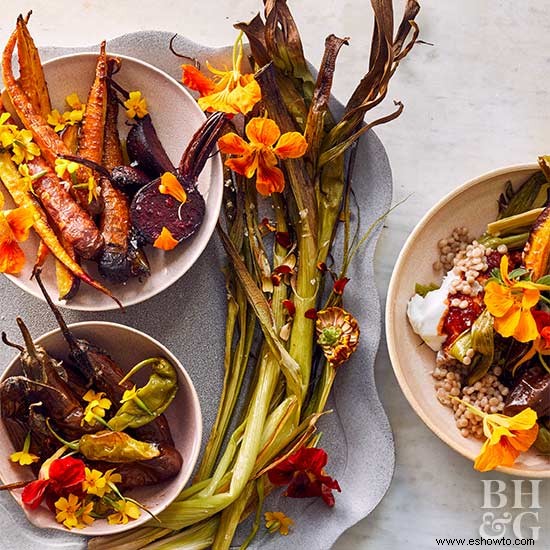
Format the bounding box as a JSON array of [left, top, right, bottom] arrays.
[[102, 468, 122, 490], [65, 92, 85, 112], [265, 511, 294, 536], [83, 467, 108, 497], [47, 109, 68, 132], [78, 500, 95, 528], [0, 112, 17, 148], [123, 91, 148, 119], [9, 432, 39, 466], [82, 390, 112, 426], [54, 158, 80, 179], [107, 499, 141, 525], [11, 129, 40, 165], [55, 494, 81, 529]]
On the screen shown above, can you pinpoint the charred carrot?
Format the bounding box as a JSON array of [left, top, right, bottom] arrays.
[[15, 15, 51, 118], [78, 42, 108, 164], [2, 30, 67, 169], [3, 30, 94, 212], [0, 152, 119, 304], [26, 157, 103, 259]]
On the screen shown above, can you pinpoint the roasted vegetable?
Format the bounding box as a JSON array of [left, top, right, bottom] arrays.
[[111, 165, 150, 194], [74, 41, 108, 213], [523, 205, 550, 280], [26, 157, 104, 259], [498, 171, 548, 219], [504, 366, 550, 417], [91, 444, 183, 489], [97, 64, 147, 284], [131, 112, 226, 245], [0, 152, 117, 302], [53, 429, 161, 462], [35, 272, 176, 446], [108, 357, 178, 432], [55, 238, 80, 300]]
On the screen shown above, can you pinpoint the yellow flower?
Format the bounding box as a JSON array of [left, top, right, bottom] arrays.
[[47, 109, 68, 132], [10, 432, 39, 466], [78, 500, 95, 528], [218, 116, 307, 195], [11, 129, 40, 165], [86, 175, 99, 203], [54, 158, 80, 179], [55, 493, 81, 529], [484, 255, 550, 342], [83, 467, 107, 497], [453, 398, 539, 472], [0, 112, 17, 148], [107, 499, 141, 525], [265, 511, 294, 536], [82, 390, 112, 426], [66, 92, 85, 111], [183, 32, 261, 115], [123, 91, 148, 119], [102, 468, 122, 491]]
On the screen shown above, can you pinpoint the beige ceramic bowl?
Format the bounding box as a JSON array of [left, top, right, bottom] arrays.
[[0, 322, 202, 535], [386, 163, 550, 477], [2, 52, 223, 311]]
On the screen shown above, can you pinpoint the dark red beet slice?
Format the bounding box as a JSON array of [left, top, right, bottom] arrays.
[[130, 177, 205, 244]]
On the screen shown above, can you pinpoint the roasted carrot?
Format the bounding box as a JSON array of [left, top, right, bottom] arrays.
[[15, 21, 80, 300], [0, 152, 119, 304], [15, 15, 51, 118], [78, 42, 108, 164], [26, 157, 103, 259], [3, 30, 95, 212]]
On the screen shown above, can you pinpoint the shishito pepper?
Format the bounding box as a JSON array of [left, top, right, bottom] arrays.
[[78, 431, 159, 462], [48, 422, 160, 462], [108, 357, 178, 432]]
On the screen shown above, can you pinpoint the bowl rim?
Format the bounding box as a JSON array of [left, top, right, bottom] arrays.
[[385, 162, 549, 478], [0, 320, 203, 535], [4, 51, 224, 312]]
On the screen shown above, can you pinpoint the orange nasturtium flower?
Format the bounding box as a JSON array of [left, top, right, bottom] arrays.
[[483, 255, 550, 342], [181, 32, 261, 115], [154, 227, 179, 251], [452, 397, 539, 472], [158, 172, 187, 204], [0, 196, 35, 274], [218, 116, 308, 195]]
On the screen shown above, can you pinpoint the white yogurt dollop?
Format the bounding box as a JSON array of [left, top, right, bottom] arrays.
[[406, 271, 460, 351]]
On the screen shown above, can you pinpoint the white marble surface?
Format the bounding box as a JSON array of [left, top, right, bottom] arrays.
[[1, 1, 549, 548]]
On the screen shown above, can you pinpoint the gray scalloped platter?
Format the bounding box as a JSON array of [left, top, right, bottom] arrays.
[[0, 31, 394, 550]]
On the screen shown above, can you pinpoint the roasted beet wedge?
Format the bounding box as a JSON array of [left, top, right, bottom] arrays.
[[130, 112, 226, 246]]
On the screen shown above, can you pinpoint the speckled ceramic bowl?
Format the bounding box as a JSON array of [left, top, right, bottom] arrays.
[[2, 52, 223, 311], [386, 163, 550, 477], [0, 322, 202, 535]]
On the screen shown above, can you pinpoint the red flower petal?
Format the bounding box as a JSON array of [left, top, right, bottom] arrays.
[[333, 277, 350, 295], [275, 232, 291, 248], [305, 308, 317, 320], [283, 299, 296, 317], [22, 479, 50, 509], [48, 457, 86, 492]]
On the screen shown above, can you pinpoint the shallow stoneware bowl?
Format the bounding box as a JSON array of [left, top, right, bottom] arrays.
[[2, 52, 223, 311], [0, 322, 202, 535], [386, 163, 550, 477]]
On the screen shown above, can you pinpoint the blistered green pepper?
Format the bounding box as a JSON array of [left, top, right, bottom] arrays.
[[78, 431, 160, 462], [46, 419, 160, 462], [108, 357, 178, 432]]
